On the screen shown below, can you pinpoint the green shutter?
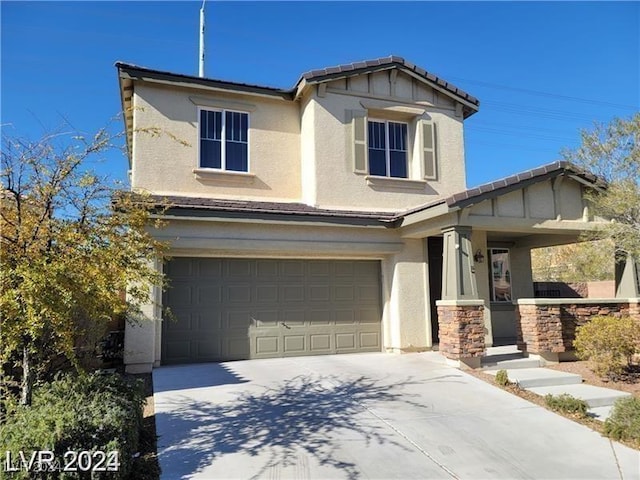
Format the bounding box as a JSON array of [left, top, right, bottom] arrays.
[[422, 120, 437, 180], [351, 110, 367, 174]]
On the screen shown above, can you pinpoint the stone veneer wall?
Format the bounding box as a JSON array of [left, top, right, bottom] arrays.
[[517, 300, 640, 356], [437, 303, 485, 360]]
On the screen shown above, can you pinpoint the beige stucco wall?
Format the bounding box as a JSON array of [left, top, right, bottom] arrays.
[[381, 239, 430, 352], [306, 71, 467, 211], [131, 83, 301, 201]]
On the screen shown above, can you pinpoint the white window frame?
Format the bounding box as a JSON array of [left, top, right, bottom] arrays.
[[198, 107, 250, 172], [367, 118, 409, 179], [489, 248, 512, 302]]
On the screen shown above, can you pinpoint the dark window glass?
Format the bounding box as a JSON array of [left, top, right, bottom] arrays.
[[390, 151, 407, 178], [369, 149, 387, 176], [368, 121, 387, 176], [200, 109, 248, 171], [200, 139, 221, 168], [226, 142, 248, 171]]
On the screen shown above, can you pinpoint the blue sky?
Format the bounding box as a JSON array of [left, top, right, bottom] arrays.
[[2, 1, 638, 188]]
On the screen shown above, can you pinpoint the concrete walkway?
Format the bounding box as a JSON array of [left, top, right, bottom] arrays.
[[483, 346, 632, 420], [153, 352, 639, 480]]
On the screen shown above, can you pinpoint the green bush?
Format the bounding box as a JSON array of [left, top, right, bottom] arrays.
[[573, 315, 640, 379], [604, 396, 640, 444], [0, 372, 144, 479], [494, 369, 511, 386], [544, 393, 589, 417]]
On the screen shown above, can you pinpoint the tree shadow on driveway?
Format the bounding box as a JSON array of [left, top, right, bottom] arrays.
[[155, 373, 445, 479]]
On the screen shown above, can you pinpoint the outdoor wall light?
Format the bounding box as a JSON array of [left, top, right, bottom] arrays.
[[474, 250, 485, 263]]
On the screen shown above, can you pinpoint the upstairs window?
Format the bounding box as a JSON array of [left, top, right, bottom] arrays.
[[200, 109, 249, 172], [367, 120, 408, 178]]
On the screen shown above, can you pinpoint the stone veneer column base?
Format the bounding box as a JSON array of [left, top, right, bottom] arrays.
[[517, 298, 640, 361], [436, 299, 485, 369]]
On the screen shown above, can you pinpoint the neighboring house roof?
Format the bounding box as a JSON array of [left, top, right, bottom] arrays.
[[151, 161, 604, 228]]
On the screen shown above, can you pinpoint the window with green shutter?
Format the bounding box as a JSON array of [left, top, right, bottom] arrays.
[[421, 120, 437, 180]]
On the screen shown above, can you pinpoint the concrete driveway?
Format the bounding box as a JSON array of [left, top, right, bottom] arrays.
[[153, 353, 640, 480]]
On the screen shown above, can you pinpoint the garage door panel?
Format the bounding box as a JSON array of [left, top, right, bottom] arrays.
[[162, 258, 381, 364], [256, 285, 278, 302], [227, 284, 251, 303], [256, 260, 278, 277], [358, 285, 380, 301], [336, 333, 356, 350], [256, 336, 279, 355], [165, 310, 194, 332], [308, 261, 330, 276], [281, 260, 305, 276], [360, 332, 381, 349], [334, 285, 355, 301], [224, 337, 250, 359], [166, 285, 193, 306], [196, 339, 221, 359], [281, 310, 305, 326], [283, 335, 305, 353], [253, 310, 278, 327], [335, 310, 356, 324], [166, 259, 193, 277], [334, 262, 355, 276], [310, 334, 332, 352], [197, 285, 222, 305], [280, 285, 304, 302], [358, 307, 382, 323], [225, 311, 252, 329], [226, 259, 252, 277], [308, 285, 330, 301], [307, 309, 332, 324], [198, 258, 223, 277]]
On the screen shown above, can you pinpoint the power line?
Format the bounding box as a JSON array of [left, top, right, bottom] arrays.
[[447, 75, 638, 110]]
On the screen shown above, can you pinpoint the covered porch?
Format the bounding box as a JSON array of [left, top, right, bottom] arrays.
[[399, 161, 640, 368]]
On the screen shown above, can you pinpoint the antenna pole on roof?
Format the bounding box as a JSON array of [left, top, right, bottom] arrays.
[[199, 0, 206, 77]]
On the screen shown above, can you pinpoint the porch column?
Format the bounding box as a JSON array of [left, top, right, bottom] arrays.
[[437, 226, 485, 369], [615, 254, 640, 298], [441, 226, 478, 300]]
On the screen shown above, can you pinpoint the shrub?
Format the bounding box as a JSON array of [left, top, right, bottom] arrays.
[[0, 372, 144, 479], [494, 369, 511, 386], [604, 396, 640, 444], [573, 315, 640, 379], [544, 393, 589, 417]]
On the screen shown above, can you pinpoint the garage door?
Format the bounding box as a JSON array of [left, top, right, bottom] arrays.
[[161, 258, 382, 364]]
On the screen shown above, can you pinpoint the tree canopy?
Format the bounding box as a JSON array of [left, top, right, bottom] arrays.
[[1, 127, 165, 404], [562, 113, 640, 259]]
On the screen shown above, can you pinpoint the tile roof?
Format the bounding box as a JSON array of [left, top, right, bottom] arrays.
[[153, 195, 401, 226], [149, 162, 605, 227], [404, 161, 607, 217], [298, 55, 479, 108]]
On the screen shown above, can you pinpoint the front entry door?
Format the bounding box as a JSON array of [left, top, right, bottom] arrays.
[[427, 237, 443, 344]]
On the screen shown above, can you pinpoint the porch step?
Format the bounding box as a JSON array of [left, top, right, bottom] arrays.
[[481, 345, 542, 370], [528, 384, 632, 408], [588, 405, 614, 421], [482, 357, 542, 370], [485, 368, 582, 388]]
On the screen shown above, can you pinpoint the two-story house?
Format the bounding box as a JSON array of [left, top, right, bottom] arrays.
[[117, 56, 637, 373]]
